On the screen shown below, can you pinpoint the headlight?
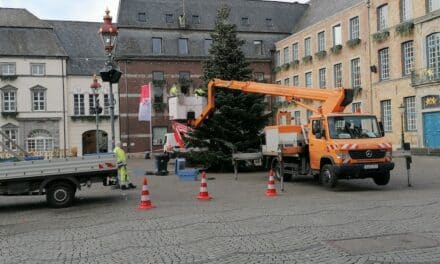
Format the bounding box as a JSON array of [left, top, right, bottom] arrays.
[[336, 151, 349, 161]]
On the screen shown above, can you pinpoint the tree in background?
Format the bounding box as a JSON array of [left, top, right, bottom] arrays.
[[185, 6, 269, 171]]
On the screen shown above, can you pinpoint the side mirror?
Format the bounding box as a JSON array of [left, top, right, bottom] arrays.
[[378, 121, 385, 137]]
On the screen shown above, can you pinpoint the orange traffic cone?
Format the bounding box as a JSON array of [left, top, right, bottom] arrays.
[[196, 171, 212, 200], [265, 170, 277, 197], [138, 177, 156, 210]]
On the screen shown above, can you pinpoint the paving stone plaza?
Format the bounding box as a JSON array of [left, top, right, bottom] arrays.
[[1, 156, 440, 264]]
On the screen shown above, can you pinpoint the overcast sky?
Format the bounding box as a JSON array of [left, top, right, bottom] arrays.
[[0, 0, 308, 22]]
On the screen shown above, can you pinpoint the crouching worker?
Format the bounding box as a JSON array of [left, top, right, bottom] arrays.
[[114, 142, 136, 190]]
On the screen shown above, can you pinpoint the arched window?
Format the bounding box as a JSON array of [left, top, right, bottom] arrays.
[[426, 33, 440, 76], [27, 129, 53, 151]]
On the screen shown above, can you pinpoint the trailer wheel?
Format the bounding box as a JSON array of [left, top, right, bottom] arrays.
[[46, 182, 76, 208], [373, 172, 390, 186], [274, 161, 292, 182], [320, 164, 337, 188]]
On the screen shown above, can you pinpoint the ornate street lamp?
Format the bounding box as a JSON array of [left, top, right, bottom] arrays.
[[90, 74, 102, 153], [98, 8, 121, 151], [398, 103, 405, 149]]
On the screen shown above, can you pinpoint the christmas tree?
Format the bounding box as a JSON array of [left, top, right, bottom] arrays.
[[185, 6, 269, 171]]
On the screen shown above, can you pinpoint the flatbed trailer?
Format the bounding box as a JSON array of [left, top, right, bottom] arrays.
[[0, 154, 118, 208]]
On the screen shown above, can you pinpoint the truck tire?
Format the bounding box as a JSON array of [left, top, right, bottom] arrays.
[[320, 164, 338, 188], [274, 162, 292, 182], [46, 182, 76, 208], [373, 172, 390, 186]]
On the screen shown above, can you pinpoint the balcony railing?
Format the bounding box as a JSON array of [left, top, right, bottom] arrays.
[[411, 67, 440, 86]]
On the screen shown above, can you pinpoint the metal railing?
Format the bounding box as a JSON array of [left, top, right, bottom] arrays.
[[411, 67, 440, 86]]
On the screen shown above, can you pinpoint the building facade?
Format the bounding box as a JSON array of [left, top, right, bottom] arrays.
[[115, 0, 308, 153]]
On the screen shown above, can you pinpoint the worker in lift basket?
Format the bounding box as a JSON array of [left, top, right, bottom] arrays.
[[114, 142, 136, 190], [169, 84, 178, 96], [195, 87, 206, 96]]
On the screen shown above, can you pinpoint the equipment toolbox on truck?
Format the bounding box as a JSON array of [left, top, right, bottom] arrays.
[[0, 154, 118, 208]]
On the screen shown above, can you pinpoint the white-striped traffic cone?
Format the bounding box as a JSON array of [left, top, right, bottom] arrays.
[[138, 177, 156, 210], [196, 171, 212, 200], [265, 170, 277, 197]]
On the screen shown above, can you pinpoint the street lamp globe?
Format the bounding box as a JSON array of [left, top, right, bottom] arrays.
[[98, 8, 118, 54]]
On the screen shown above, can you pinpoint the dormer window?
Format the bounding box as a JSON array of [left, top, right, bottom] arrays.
[[192, 15, 200, 24], [165, 14, 174, 23], [266, 18, 273, 27], [241, 17, 249, 26], [138, 12, 146, 22]]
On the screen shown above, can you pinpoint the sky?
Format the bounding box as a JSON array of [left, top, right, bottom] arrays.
[[0, 0, 308, 22]]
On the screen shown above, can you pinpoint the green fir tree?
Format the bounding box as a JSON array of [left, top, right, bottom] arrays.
[[185, 6, 269, 171]]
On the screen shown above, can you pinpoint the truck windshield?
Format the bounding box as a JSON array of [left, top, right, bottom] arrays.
[[328, 116, 381, 139]]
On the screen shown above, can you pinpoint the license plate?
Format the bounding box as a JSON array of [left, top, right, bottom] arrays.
[[364, 164, 378, 169]]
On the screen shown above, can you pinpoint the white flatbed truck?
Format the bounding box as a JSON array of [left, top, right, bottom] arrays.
[[0, 154, 118, 208]]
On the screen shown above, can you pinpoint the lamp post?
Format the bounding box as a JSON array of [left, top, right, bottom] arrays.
[[98, 8, 121, 151], [398, 103, 405, 149], [90, 74, 102, 153]]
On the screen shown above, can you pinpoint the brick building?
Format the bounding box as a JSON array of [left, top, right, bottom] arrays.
[[115, 0, 308, 154]]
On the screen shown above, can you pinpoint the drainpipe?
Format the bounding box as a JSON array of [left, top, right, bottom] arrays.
[[367, 0, 374, 113]]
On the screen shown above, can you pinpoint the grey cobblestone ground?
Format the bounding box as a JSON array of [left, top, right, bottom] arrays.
[[1, 156, 440, 263]]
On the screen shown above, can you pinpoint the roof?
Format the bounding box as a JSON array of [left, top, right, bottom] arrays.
[[0, 8, 67, 57], [49, 21, 107, 75], [292, 0, 365, 33], [116, 0, 308, 59]]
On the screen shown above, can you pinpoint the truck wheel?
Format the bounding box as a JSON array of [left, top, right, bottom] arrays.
[[46, 182, 76, 208], [373, 172, 390, 186], [274, 162, 292, 182], [320, 164, 337, 188]]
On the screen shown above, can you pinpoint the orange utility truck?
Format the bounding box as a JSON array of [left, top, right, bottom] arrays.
[[189, 79, 395, 188]]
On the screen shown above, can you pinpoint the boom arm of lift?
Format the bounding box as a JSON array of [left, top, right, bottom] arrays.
[[189, 78, 353, 128]]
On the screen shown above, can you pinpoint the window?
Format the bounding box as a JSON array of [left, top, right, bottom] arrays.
[[379, 48, 390, 80], [402, 41, 414, 76], [377, 4, 388, 31], [153, 71, 164, 81], [294, 111, 301, 125], [317, 31, 325, 52], [1, 63, 16, 75], [283, 47, 289, 63], [1, 88, 17, 112], [178, 38, 188, 55], [89, 94, 98, 115], [266, 18, 273, 27], [404, 96, 416, 131], [293, 75, 299, 86], [292, 43, 299, 61], [334, 63, 342, 87], [152, 38, 162, 54], [426, 33, 440, 76], [306, 110, 313, 122], [138, 12, 146, 22], [254, 40, 263, 56], [73, 94, 85, 115], [349, 16, 360, 40], [319, 68, 326, 88], [179, 71, 191, 95], [31, 63, 45, 76], [104, 94, 110, 115], [401, 0, 412, 21], [275, 50, 281, 66], [428, 0, 440, 12], [352, 102, 362, 113], [304, 37, 311, 56], [305, 72, 312, 87], [380, 100, 392, 132], [153, 127, 167, 146], [153, 71, 164, 102], [254, 72, 264, 82], [284, 78, 290, 85], [192, 15, 200, 24], [351, 58, 361, 88], [333, 24, 342, 46], [165, 14, 174, 23], [204, 39, 213, 55], [241, 17, 249, 26], [27, 129, 53, 152], [32, 88, 46, 111], [2, 125, 18, 151]]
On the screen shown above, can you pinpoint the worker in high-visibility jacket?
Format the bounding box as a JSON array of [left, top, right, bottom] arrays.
[[169, 84, 178, 96], [114, 142, 136, 190], [195, 87, 206, 96]]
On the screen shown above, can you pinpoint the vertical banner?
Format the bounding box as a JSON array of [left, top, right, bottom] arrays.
[[138, 84, 151, 121]]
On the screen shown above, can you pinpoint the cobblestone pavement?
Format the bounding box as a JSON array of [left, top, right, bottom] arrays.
[[1, 156, 440, 264]]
